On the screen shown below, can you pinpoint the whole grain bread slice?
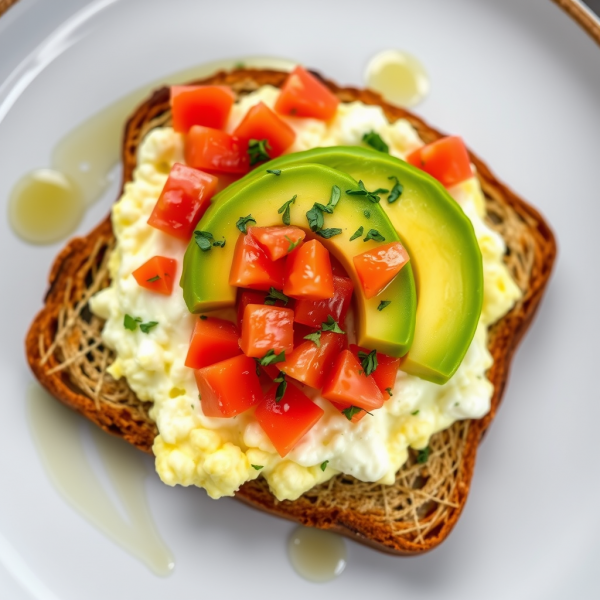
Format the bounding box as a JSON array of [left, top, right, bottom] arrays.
[[25, 68, 556, 555]]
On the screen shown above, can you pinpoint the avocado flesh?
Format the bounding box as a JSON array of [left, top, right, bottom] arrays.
[[231, 147, 483, 384], [181, 163, 417, 357]]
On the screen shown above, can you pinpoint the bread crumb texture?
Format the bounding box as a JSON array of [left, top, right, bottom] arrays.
[[89, 86, 521, 501]]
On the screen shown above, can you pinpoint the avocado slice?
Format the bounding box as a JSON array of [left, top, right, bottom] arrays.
[[225, 147, 483, 384], [181, 163, 417, 357]]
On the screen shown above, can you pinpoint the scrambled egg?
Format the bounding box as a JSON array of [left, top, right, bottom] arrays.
[[90, 86, 521, 501]]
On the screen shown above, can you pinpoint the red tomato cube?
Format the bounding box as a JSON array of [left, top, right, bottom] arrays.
[[274, 66, 340, 121], [237, 290, 267, 330], [229, 233, 286, 291], [195, 354, 263, 418], [131, 256, 177, 295], [184, 125, 249, 175], [349, 344, 401, 397], [278, 331, 347, 390], [255, 382, 324, 457], [185, 317, 241, 370], [321, 350, 384, 411], [239, 304, 294, 358], [283, 239, 334, 300], [294, 275, 353, 328], [406, 136, 473, 188], [353, 241, 410, 299], [147, 163, 218, 240], [233, 102, 296, 157], [248, 225, 306, 262], [170, 86, 235, 133]]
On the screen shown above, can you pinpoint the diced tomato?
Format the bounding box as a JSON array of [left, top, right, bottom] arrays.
[[184, 125, 249, 175], [294, 275, 353, 328], [406, 136, 472, 188], [254, 382, 324, 457], [171, 86, 235, 133], [232, 102, 296, 157], [195, 354, 263, 418], [237, 290, 267, 330], [329, 401, 367, 423], [349, 344, 401, 397], [283, 239, 334, 300], [274, 66, 339, 121], [293, 323, 319, 348], [239, 304, 294, 358], [353, 241, 410, 299], [278, 331, 347, 390], [260, 364, 281, 381], [329, 253, 349, 277], [321, 350, 384, 411], [147, 163, 218, 240], [185, 317, 241, 370], [248, 226, 306, 262], [131, 256, 177, 295], [229, 233, 286, 291]]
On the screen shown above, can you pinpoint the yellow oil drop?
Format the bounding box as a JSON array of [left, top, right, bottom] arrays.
[[8, 169, 84, 244], [288, 526, 347, 582], [365, 49, 430, 108]]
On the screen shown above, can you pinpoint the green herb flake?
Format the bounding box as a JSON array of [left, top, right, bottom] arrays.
[[327, 185, 341, 211], [200, 315, 208, 320], [274, 372, 287, 403], [417, 447, 430, 464], [387, 176, 404, 203], [194, 230, 214, 252], [266, 169, 281, 176], [258, 349, 287, 367], [264, 287, 290, 306], [320, 460, 329, 472], [316, 227, 343, 239], [306, 204, 325, 232], [236, 214, 256, 234], [285, 235, 302, 253], [358, 349, 378, 376], [254, 359, 261, 377], [346, 180, 383, 204], [146, 275, 161, 283], [278, 194, 297, 226], [303, 331, 322, 348], [363, 210, 371, 218], [251, 464, 264, 470], [364, 229, 386, 243], [362, 131, 390, 153], [349, 226, 364, 241], [342, 406, 364, 421], [411, 410, 420, 415], [247, 139, 271, 165], [377, 300, 391, 311], [385, 387, 394, 397], [140, 321, 159, 334], [123, 314, 141, 331], [321, 315, 345, 335], [212, 238, 226, 248]]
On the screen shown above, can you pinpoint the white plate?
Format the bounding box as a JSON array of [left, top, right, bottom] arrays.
[[1, 0, 600, 598]]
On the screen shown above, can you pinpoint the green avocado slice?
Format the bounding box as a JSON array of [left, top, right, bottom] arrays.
[[181, 163, 417, 357], [226, 147, 483, 384]]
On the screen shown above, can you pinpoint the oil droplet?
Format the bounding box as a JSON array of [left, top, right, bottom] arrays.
[[8, 169, 84, 244], [26, 382, 174, 576], [288, 526, 347, 582], [365, 49, 430, 108]]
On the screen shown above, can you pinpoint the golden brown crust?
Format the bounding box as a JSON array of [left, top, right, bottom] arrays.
[[25, 68, 556, 555]]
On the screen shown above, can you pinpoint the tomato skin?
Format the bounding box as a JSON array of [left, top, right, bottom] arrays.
[[184, 125, 249, 175], [239, 304, 294, 358], [148, 163, 218, 240], [248, 225, 306, 262], [353, 241, 410, 299], [278, 331, 347, 390], [195, 354, 263, 418], [283, 239, 334, 300], [185, 317, 241, 370], [254, 382, 324, 457], [294, 275, 353, 328], [406, 136, 472, 188], [349, 344, 401, 397], [171, 86, 235, 133], [229, 233, 286, 291], [321, 350, 384, 411], [232, 102, 296, 157], [131, 256, 177, 295], [275, 66, 340, 120]]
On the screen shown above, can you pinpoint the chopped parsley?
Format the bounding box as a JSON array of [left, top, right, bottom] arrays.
[[417, 447, 430, 464], [411, 410, 420, 415], [139, 321, 159, 334], [285, 235, 302, 253], [358, 349, 378, 376], [200, 315, 208, 320], [387, 176, 404, 203], [274, 372, 287, 403], [251, 464, 264, 470], [320, 460, 329, 472], [278, 194, 297, 226], [342, 406, 363, 421], [236, 214, 256, 234], [377, 300, 391, 311], [385, 387, 393, 397], [316, 228, 342, 239], [247, 139, 271, 165], [362, 131, 389, 153], [146, 275, 161, 283], [363, 209, 371, 218], [321, 315, 345, 334], [194, 230, 214, 252], [306, 204, 325, 232], [349, 226, 364, 241], [258, 349, 286, 366], [364, 229, 385, 243], [264, 287, 290, 306], [303, 331, 322, 347], [212, 238, 226, 248], [305, 186, 342, 234], [123, 314, 141, 331], [266, 169, 281, 176], [346, 180, 384, 203]]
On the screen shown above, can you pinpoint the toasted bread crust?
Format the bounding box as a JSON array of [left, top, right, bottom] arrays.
[[25, 68, 556, 555]]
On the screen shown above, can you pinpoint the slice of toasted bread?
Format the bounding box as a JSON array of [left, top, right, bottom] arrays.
[[25, 68, 556, 555]]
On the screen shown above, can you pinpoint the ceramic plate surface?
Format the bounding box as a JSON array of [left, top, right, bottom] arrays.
[[1, 0, 599, 598]]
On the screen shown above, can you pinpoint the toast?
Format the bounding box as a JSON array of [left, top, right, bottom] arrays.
[[25, 68, 556, 555]]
